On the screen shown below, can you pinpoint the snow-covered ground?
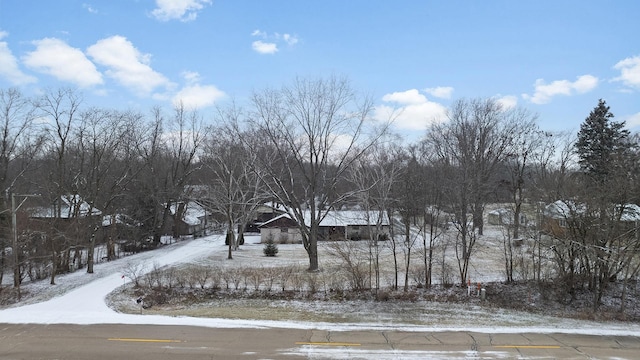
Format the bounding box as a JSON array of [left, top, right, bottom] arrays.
[[1, 233, 640, 338]]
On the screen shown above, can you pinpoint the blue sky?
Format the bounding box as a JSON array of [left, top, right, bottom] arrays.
[[1, 0, 639, 141]]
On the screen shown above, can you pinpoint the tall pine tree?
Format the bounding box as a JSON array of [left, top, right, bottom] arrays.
[[574, 100, 639, 310], [575, 99, 631, 187]]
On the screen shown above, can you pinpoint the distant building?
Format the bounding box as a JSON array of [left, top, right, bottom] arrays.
[[168, 201, 210, 237], [487, 207, 528, 227], [258, 214, 302, 244], [542, 200, 640, 238], [30, 194, 102, 219], [258, 210, 390, 243]]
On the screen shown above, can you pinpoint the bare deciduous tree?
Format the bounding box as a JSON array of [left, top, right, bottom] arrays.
[[349, 139, 403, 290], [202, 104, 268, 259], [248, 76, 388, 271], [0, 88, 41, 288], [137, 104, 204, 244], [425, 98, 522, 285]]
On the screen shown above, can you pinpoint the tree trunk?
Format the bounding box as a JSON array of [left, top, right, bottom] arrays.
[[305, 222, 319, 272], [87, 226, 100, 273], [107, 238, 116, 261], [387, 212, 398, 290], [427, 220, 436, 288], [87, 241, 94, 273], [226, 231, 234, 260], [0, 247, 4, 285], [50, 249, 57, 285], [403, 221, 411, 292], [155, 202, 172, 244], [503, 233, 514, 283], [422, 218, 428, 288], [308, 245, 319, 271]]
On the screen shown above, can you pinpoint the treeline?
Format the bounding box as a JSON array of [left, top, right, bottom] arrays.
[[1, 78, 640, 311]]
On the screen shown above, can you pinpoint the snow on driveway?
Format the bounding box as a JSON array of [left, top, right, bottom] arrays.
[[1, 235, 640, 337]]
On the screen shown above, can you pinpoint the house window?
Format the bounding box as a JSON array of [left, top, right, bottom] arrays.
[[281, 228, 288, 233], [558, 219, 567, 228]]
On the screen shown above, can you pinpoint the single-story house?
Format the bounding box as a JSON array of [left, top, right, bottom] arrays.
[[307, 210, 390, 241], [542, 200, 640, 238], [258, 210, 390, 243]]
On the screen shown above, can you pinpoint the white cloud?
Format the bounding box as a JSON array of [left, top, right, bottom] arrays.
[[572, 75, 598, 93], [523, 74, 598, 104], [87, 35, 171, 97], [23, 38, 102, 88], [151, 0, 211, 22], [613, 55, 640, 89], [424, 86, 454, 99], [172, 71, 226, 109], [251, 29, 267, 38], [496, 95, 518, 110], [251, 30, 298, 54], [173, 84, 225, 109], [252, 40, 278, 55], [82, 3, 98, 14], [281, 33, 299, 45], [181, 70, 201, 85], [375, 89, 447, 131], [0, 32, 37, 85], [625, 112, 640, 128], [382, 89, 427, 105]]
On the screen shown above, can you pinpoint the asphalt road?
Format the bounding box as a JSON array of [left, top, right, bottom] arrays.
[[1, 323, 639, 359]]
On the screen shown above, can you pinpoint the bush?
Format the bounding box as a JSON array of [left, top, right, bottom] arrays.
[[263, 235, 279, 257]]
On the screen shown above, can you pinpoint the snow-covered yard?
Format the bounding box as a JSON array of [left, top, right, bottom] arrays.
[[1, 231, 640, 337]]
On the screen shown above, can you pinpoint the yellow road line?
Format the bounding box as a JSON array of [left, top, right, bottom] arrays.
[[108, 338, 183, 343], [494, 345, 561, 349], [295, 341, 361, 347]]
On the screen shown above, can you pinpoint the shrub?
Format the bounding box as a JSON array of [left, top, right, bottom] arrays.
[[263, 235, 279, 257]]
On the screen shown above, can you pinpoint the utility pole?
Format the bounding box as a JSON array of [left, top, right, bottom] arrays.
[[11, 193, 39, 301], [11, 193, 18, 299]]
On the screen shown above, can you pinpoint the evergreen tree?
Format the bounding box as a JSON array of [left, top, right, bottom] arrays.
[[263, 235, 279, 257], [575, 99, 631, 186], [574, 99, 638, 309]]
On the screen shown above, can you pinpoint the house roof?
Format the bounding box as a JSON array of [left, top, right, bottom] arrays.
[[257, 213, 297, 228], [304, 210, 390, 227], [544, 200, 584, 219], [169, 201, 207, 226], [618, 204, 640, 222], [30, 194, 102, 219], [258, 210, 390, 228], [488, 208, 512, 216]]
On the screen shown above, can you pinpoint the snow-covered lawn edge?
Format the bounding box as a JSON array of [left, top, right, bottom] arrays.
[[1, 234, 639, 337]]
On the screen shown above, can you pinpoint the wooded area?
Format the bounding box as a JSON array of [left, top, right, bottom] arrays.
[[1, 78, 640, 312]]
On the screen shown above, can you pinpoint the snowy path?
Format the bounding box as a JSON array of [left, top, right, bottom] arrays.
[[1, 235, 640, 337]]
